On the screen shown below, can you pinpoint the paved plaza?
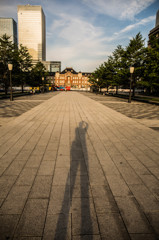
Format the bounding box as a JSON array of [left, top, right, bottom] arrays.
[[0, 91, 159, 239]]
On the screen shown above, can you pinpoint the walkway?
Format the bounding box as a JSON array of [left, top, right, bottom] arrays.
[[0, 92, 159, 239]]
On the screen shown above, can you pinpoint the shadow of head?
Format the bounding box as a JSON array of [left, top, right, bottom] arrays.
[[79, 121, 88, 131]]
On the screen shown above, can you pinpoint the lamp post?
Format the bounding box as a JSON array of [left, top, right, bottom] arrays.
[[42, 77, 44, 93], [128, 66, 134, 103], [96, 78, 99, 93], [8, 63, 13, 101]]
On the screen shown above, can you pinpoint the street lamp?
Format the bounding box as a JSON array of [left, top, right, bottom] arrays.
[[128, 66, 134, 103], [96, 78, 99, 93], [42, 77, 44, 93], [8, 63, 13, 101]]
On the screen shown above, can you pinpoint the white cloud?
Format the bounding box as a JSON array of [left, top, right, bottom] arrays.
[[47, 42, 109, 71], [99, 15, 155, 43], [46, 8, 156, 71], [46, 13, 110, 71], [49, 13, 103, 42], [118, 15, 156, 34], [82, 0, 156, 20]]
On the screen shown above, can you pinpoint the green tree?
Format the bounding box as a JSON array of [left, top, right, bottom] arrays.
[[17, 44, 32, 92], [88, 70, 100, 92], [29, 61, 48, 91], [141, 37, 159, 94], [0, 34, 15, 94], [111, 45, 126, 94], [125, 32, 146, 96], [103, 56, 116, 92]]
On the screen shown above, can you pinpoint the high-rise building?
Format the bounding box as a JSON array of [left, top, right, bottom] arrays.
[[0, 18, 17, 44], [18, 5, 46, 62], [42, 61, 61, 73], [148, 9, 159, 47]]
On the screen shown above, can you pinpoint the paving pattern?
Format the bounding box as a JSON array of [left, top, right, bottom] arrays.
[[81, 92, 159, 130], [0, 92, 59, 127], [0, 91, 159, 239]]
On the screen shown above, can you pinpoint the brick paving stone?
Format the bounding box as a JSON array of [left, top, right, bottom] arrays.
[[70, 160, 88, 176], [43, 150, 57, 161], [58, 145, 70, 156], [147, 212, 159, 235], [29, 175, 52, 199], [71, 185, 92, 198], [0, 198, 4, 207], [87, 167, 106, 186], [93, 197, 119, 213], [46, 142, 59, 152], [0, 154, 16, 174], [130, 234, 158, 240], [129, 184, 159, 212], [106, 175, 132, 197], [70, 174, 89, 185], [48, 197, 70, 215], [13, 237, 42, 240], [48, 185, 70, 215], [102, 162, 121, 176], [53, 167, 70, 185], [15, 150, 32, 161], [149, 167, 159, 180], [72, 236, 101, 240], [25, 155, 43, 168], [115, 196, 152, 234], [72, 212, 99, 236], [3, 160, 26, 176], [15, 199, 48, 237], [128, 160, 151, 175], [16, 168, 37, 186], [0, 214, 20, 240], [56, 155, 70, 168], [50, 185, 70, 200], [114, 162, 143, 185], [37, 160, 55, 175], [97, 212, 130, 240], [0, 185, 30, 215], [72, 198, 99, 236], [0, 175, 17, 198], [43, 213, 71, 240], [140, 174, 159, 199]]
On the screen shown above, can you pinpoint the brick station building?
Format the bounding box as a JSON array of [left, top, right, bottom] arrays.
[[55, 67, 91, 90]]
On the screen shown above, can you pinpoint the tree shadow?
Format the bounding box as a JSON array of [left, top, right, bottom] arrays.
[[55, 121, 93, 239]]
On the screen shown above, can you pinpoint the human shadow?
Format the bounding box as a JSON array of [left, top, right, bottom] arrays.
[[55, 121, 93, 239]]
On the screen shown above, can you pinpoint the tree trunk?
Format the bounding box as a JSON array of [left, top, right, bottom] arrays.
[[146, 86, 152, 95], [5, 84, 8, 95], [132, 86, 135, 97], [4, 73, 8, 95], [21, 83, 24, 93], [116, 85, 118, 94], [107, 84, 109, 93]]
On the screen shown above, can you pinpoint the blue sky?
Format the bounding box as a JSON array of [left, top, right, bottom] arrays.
[[0, 0, 158, 72]]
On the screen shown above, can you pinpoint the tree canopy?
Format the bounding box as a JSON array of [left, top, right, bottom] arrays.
[[0, 34, 49, 94], [89, 32, 159, 95]]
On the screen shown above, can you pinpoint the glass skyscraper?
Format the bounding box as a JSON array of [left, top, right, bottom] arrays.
[[0, 18, 17, 44], [18, 5, 46, 62]]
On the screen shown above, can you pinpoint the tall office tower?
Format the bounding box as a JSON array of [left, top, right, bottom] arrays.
[[148, 9, 159, 47], [0, 18, 17, 44], [18, 5, 46, 62], [42, 61, 61, 73]]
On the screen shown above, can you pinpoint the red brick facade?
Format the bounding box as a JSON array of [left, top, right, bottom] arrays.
[[55, 67, 91, 89]]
